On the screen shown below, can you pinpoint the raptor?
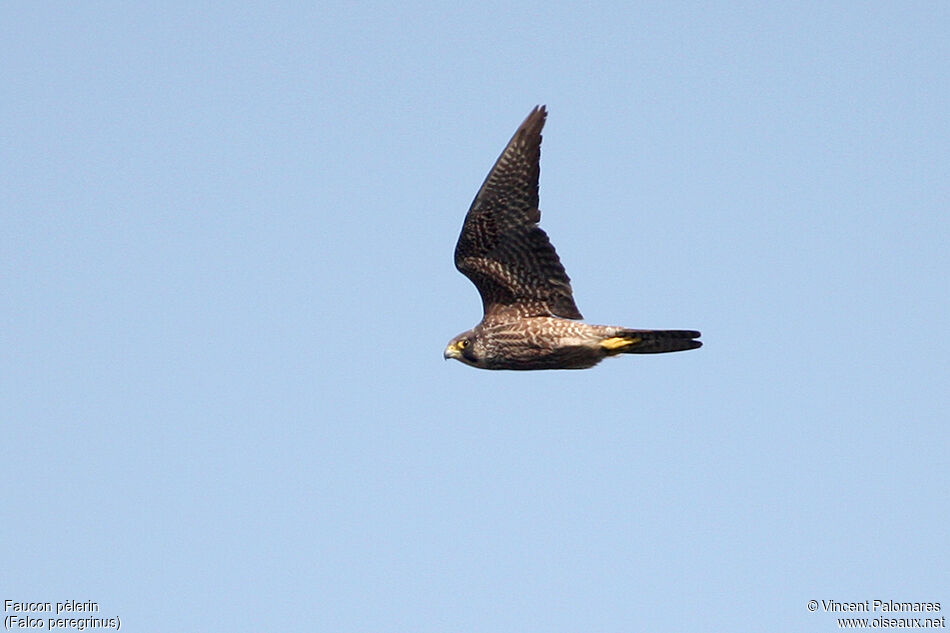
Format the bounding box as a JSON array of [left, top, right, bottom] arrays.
[[445, 106, 701, 370]]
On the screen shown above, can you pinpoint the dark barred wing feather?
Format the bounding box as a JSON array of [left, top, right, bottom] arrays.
[[454, 106, 583, 320]]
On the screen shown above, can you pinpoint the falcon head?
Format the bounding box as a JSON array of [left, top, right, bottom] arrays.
[[444, 331, 487, 368]]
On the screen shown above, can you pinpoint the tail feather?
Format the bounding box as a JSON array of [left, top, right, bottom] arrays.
[[602, 329, 702, 355]]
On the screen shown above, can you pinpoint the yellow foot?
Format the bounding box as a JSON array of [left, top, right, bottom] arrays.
[[600, 336, 642, 354]]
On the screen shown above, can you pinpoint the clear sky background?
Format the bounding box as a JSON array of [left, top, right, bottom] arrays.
[[2, 3, 948, 632]]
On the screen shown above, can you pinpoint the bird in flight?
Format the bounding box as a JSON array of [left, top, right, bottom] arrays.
[[444, 106, 701, 370]]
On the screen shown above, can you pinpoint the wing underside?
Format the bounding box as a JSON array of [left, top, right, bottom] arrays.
[[454, 106, 582, 320]]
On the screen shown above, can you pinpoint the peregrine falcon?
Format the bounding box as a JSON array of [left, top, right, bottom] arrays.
[[444, 106, 701, 370]]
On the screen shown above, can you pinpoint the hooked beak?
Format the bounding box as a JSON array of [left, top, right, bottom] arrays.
[[444, 343, 461, 361]]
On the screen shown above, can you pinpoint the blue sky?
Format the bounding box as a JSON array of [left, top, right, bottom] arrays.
[[2, 2, 948, 631]]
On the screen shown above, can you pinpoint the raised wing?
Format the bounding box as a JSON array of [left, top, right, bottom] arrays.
[[454, 106, 583, 320]]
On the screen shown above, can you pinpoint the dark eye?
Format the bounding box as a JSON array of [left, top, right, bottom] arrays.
[[460, 340, 478, 362]]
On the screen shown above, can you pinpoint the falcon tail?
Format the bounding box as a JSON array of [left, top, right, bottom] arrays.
[[601, 330, 702, 355]]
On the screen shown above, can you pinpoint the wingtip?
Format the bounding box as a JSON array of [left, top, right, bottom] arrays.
[[519, 105, 547, 136]]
